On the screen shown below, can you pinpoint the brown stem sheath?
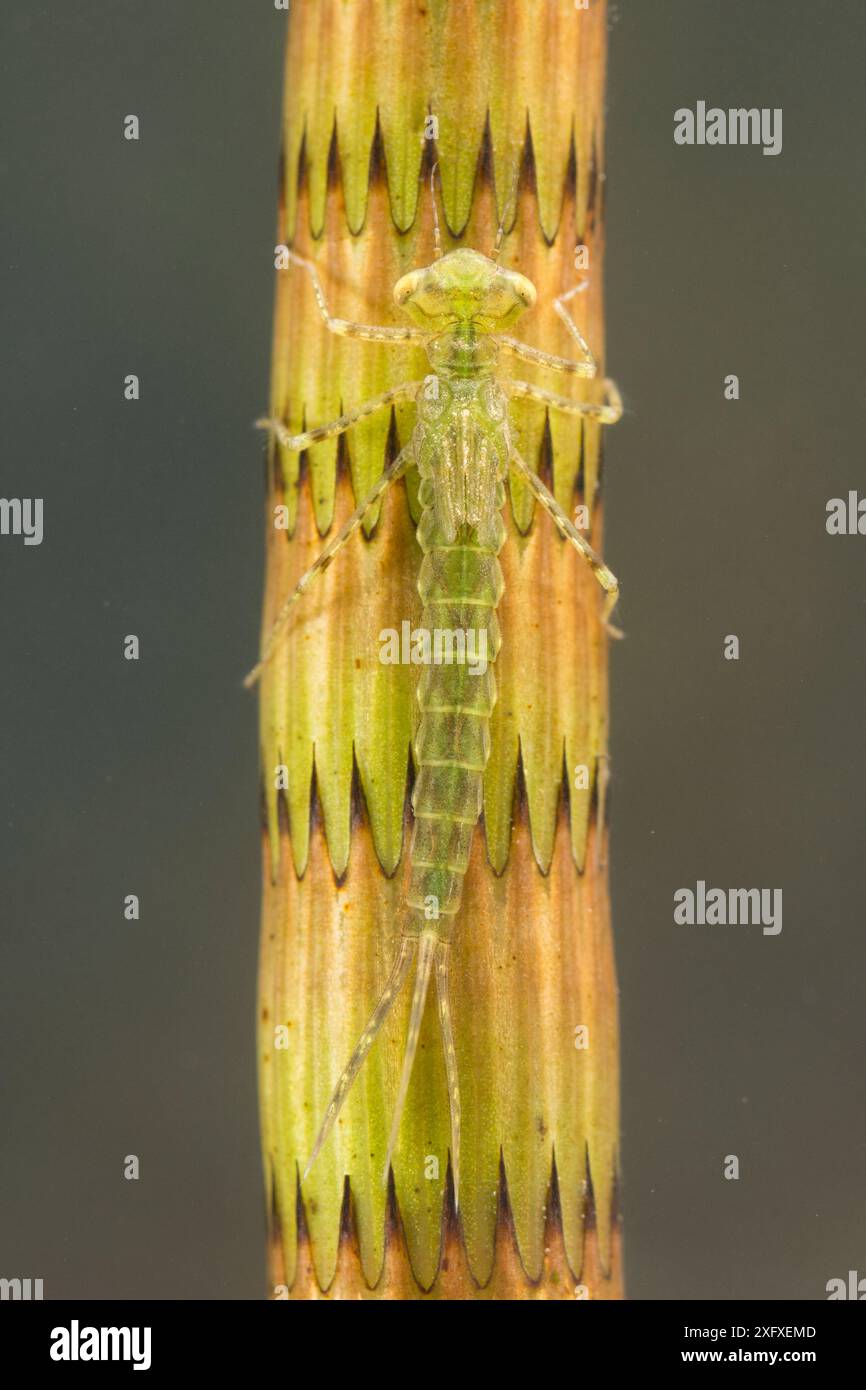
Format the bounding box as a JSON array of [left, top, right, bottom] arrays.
[[256, 0, 622, 1300]]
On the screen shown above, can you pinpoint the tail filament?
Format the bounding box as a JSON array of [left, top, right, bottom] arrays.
[[302, 936, 415, 1183], [383, 931, 438, 1184], [303, 929, 462, 1209]]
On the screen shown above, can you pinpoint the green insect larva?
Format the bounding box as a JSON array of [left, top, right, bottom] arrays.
[[246, 231, 622, 1210]]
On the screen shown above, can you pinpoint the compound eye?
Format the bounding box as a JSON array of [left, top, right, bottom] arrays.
[[394, 270, 421, 305]]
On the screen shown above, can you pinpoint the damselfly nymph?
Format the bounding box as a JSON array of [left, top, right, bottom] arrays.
[[247, 239, 622, 1210]]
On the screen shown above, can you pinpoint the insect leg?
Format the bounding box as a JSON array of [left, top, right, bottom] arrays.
[[244, 443, 414, 687], [497, 279, 611, 380], [504, 376, 622, 425], [383, 930, 438, 1187], [302, 935, 417, 1184], [286, 248, 425, 345], [497, 333, 597, 379], [435, 942, 461, 1212], [256, 379, 424, 453], [553, 280, 596, 366], [510, 448, 621, 636]]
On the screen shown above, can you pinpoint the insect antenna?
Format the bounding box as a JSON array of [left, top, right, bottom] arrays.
[[492, 153, 523, 262], [429, 159, 443, 259], [383, 930, 438, 1184], [302, 935, 416, 1183]]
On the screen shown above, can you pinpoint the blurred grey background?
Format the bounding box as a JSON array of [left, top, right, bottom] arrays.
[[1, 1, 863, 1299]]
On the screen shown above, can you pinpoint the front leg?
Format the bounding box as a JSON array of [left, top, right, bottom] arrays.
[[552, 279, 596, 369], [287, 249, 425, 346], [497, 333, 597, 379], [497, 277, 619, 384]]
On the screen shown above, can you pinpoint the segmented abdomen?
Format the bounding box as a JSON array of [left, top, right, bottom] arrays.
[[407, 501, 506, 935]]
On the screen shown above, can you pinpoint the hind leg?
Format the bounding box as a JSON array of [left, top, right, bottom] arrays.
[[244, 443, 414, 687]]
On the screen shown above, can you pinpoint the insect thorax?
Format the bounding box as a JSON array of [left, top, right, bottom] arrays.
[[413, 371, 510, 545]]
